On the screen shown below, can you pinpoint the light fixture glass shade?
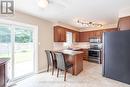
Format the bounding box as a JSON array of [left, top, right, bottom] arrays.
[[76, 19, 103, 28], [38, 0, 48, 8]]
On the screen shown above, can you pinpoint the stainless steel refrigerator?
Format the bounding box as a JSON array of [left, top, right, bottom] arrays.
[[103, 30, 130, 84]]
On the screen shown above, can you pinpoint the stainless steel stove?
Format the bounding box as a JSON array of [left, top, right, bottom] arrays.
[[88, 37, 102, 64]]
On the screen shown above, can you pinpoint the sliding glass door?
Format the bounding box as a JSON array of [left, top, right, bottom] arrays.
[[14, 26, 35, 79], [0, 24, 11, 59], [0, 23, 37, 80]]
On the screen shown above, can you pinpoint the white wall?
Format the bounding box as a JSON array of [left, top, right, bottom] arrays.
[[1, 11, 53, 72], [119, 7, 130, 18]]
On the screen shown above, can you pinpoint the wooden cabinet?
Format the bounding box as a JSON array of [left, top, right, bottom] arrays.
[[54, 26, 117, 42], [82, 49, 88, 61], [118, 16, 130, 31], [79, 31, 101, 42], [89, 31, 94, 38], [54, 26, 80, 42], [0, 64, 5, 87], [95, 30, 103, 38], [65, 53, 83, 75], [75, 49, 88, 61], [79, 32, 89, 42], [72, 31, 79, 42], [79, 32, 85, 42], [79, 28, 117, 42], [54, 26, 66, 42], [92, 30, 103, 39], [0, 59, 9, 87]]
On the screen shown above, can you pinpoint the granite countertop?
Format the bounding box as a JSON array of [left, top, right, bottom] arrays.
[[60, 50, 83, 56], [67, 47, 90, 51], [0, 58, 10, 65]]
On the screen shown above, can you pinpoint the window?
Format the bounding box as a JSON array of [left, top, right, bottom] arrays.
[[66, 32, 72, 45]]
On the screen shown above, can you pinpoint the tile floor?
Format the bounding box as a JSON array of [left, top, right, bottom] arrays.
[[12, 61, 130, 87]]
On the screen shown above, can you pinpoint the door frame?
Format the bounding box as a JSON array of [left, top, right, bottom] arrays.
[[0, 19, 38, 80]]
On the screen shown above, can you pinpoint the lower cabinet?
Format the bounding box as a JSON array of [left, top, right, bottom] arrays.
[[0, 59, 9, 87], [82, 49, 88, 61], [0, 64, 5, 87], [75, 49, 88, 61]]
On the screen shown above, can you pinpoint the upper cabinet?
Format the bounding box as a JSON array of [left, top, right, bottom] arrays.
[[79, 31, 102, 42], [54, 26, 79, 42], [118, 16, 130, 31], [79, 28, 117, 42], [72, 31, 80, 42], [54, 26, 117, 42], [79, 32, 89, 42], [93, 30, 103, 39], [54, 26, 66, 42], [79, 32, 85, 42]]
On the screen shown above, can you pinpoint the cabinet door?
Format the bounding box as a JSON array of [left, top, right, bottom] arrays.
[[79, 32, 89, 42], [54, 26, 66, 42], [0, 64, 5, 87], [60, 28, 66, 42], [54, 26, 61, 42], [118, 16, 130, 30], [89, 31, 94, 38], [76, 32, 80, 42], [92, 31, 96, 37], [95, 30, 103, 38], [86, 32, 90, 41], [79, 32, 85, 42], [100, 30, 103, 39], [73, 31, 79, 42], [82, 49, 88, 61], [95, 31, 101, 36]]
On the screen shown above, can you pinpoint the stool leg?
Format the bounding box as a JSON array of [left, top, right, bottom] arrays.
[[57, 68, 59, 77], [47, 64, 49, 72], [52, 66, 54, 75], [64, 70, 67, 81]]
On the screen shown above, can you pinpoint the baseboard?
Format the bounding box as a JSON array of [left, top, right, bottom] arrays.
[[38, 69, 47, 73]]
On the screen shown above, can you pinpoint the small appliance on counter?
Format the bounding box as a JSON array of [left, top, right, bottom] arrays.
[[88, 37, 102, 64]]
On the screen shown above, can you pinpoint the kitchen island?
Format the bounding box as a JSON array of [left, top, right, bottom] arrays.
[[56, 50, 84, 75]]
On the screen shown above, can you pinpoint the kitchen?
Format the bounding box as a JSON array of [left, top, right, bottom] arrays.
[[0, 0, 130, 87], [53, 25, 117, 63], [51, 15, 130, 83]]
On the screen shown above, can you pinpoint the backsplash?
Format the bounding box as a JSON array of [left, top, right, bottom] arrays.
[[53, 42, 67, 50], [53, 42, 90, 50], [72, 42, 90, 48]]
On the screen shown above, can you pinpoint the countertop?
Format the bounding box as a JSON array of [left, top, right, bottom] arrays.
[[0, 58, 10, 66], [67, 47, 88, 51], [58, 50, 83, 56]]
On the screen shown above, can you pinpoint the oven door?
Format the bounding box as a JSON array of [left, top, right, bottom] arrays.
[[88, 49, 100, 58]]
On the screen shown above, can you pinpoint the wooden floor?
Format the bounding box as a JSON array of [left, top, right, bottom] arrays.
[[12, 61, 130, 87]]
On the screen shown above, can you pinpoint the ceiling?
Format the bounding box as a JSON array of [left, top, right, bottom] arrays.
[[15, 0, 130, 28]]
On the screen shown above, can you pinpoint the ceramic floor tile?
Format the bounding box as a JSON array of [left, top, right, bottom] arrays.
[[12, 61, 130, 87]]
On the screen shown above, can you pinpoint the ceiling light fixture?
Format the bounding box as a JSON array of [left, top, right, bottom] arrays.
[[38, 0, 48, 8], [76, 19, 103, 28]]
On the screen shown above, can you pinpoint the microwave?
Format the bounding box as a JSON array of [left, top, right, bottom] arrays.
[[89, 38, 101, 43]]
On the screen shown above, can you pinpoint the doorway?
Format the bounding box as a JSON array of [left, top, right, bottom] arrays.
[[0, 22, 38, 81]]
